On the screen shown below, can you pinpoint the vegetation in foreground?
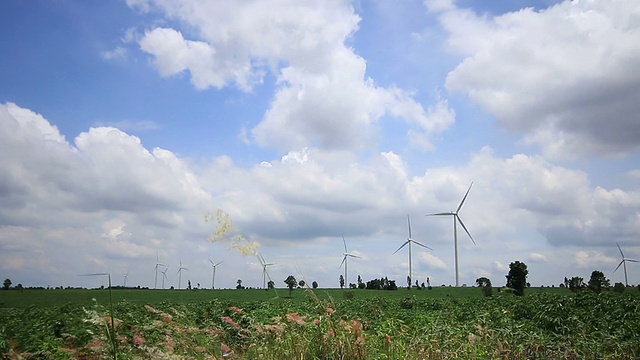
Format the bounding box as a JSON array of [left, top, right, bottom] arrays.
[[1, 288, 639, 359]]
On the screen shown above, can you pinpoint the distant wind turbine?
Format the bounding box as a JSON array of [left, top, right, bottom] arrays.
[[208, 258, 223, 289], [177, 260, 188, 290], [123, 271, 129, 288], [340, 236, 360, 288], [393, 214, 433, 286], [427, 182, 476, 287], [154, 252, 165, 289], [614, 242, 639, 287], [160, 267, 168, 289], [257, 253, 275, 289]]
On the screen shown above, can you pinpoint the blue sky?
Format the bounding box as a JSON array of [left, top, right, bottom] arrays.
[[1, 0, 640, 290]]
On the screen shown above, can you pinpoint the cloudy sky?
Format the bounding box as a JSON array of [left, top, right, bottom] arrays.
[[2, 0, 640, 290]]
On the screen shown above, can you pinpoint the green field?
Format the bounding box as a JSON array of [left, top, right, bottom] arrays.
[[1, 287, 639, 359]]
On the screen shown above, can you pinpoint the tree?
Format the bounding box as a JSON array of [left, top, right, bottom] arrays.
[[476, 277, 493, 297], [407, 275, 411, 290], [567, 276, 585, 292], [339, 275, 345, 289], [267, 280, 275, 290], [236, 279, 244, 289], [284, 275, 297, 297], [587, 270, 610, 293], [298, 280, 306, 288], [312, 281, 318, 289], [505, 261, 528, 296], [3, 279, 11, 290], [613, 282, 625, 293], [357, 275, 365, 289]]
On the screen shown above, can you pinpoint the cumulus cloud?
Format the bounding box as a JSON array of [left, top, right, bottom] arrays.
[[2, 102, 639, 287], [430, 0, 640, 159], [132, 0, 449, 151]]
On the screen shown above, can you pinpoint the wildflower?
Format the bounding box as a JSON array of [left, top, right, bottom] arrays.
[[160, 312, 173, 323], [386, 335, 392, 344], [229, 306, 243, 314], [326, 307, 335, 315], [144, 305, 160, 313], [133, 332, 145, 346], [264, 324, 285, 335], [221, 342, 232, 357], [286, 312, 307, 325], [221, 316, 241, 329], [356, 336, 365, 346]]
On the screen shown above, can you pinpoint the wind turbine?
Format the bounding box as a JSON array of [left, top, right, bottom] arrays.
[[160, 267, 168, 289], [614, 242, 639, 287], [154, 252, 165, 289], [208, 258, 223, 289], [393, 214, 433, 286], [177, 260, 188, 290], [257, 253, 274, 289], [123, 271, 129, 288], [427, 182, 476, 287], [340, 236, 360, 288]]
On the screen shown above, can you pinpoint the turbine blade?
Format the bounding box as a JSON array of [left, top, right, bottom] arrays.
[[348, 254, 361, 259], [626, 259, 639, 263], [339, 255, 347, 268], [613, 260, 624, 273], [457, 215, 476, 245], [426, 212, 453, 216], [456, 182, 473, 213], [407, 214, 412, 239], [412, 240, 433, 251], [208, 258, 214, 265], [393, 241, 409, 255], [215, 261, 223, 266], [343, 236, 348, 252], [616, 242, 625, 258]]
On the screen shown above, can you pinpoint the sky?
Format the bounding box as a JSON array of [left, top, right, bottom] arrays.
[[1, 0, 640, 291]]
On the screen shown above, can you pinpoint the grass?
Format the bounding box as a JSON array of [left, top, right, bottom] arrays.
[[2, 287, 636, 359], [0, 286, 570, 308]]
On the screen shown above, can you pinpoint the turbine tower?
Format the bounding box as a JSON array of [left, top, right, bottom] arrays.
[[393, 214, 433, 286], [154, 252, 165, 289], [257, 253, 274, 289], [340, 236, 360, 288], [427, 182, 476, 287], [177, 260, 188, 289], [160, 267, 168, 289], [614, 242, 639, 287], [123, 271, 129, 288], [208, 258, 223, 289]]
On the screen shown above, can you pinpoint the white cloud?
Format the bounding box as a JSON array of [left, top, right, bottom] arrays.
[[528, 252, 548, 263], [133, 0, 450, 151], [430, 0, 640, 158]]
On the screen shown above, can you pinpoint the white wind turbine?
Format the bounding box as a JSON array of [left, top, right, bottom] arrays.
[[257, 253, 275, 289], [154, 252, 165, 289], [393, 214, 433, 286], [177, 260, 188, 290], [208, 258, 223, 289], [123, 271, 129, 288], [614, 242, 639, 287], [160, 267, 168, 289], [340, 236, 360, 288], [427, 182, 476, 287]]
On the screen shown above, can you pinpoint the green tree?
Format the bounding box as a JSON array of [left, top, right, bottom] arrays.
[[284, 275, 297, 297], [476, 277, 493, 297], [267, 280, 275, 290], [505, 261, 528, 296], [613, 282, 625, 293], [587, 270, 610, 293], [298, 280, 306, 288], [2, 278, 11, 290], [236, 279, 244, 289], [339, 275, 344, 289], [568, 276, 585, 292], [312, 281, 318, 289]]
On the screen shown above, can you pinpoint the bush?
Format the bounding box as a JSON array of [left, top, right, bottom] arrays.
[[613, 282, 625, 293]]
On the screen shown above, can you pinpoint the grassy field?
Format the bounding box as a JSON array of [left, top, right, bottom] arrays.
[[1, 287, 638, 359], [0, 286, 569, 308]]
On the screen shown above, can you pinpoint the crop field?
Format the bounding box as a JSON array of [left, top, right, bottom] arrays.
[[1, 287, 639, 359]]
